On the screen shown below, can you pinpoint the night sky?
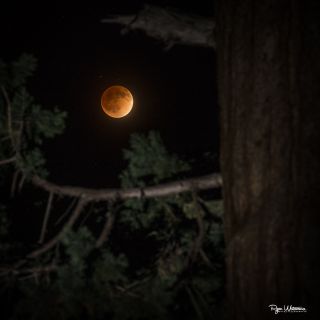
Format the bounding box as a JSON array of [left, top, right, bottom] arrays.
[[1, 1, 218, 188]]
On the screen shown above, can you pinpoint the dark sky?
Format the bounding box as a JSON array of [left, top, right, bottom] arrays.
[[1, 1, 218, 188]]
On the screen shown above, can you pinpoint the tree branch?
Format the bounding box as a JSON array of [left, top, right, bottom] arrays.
[[101, 4, 215, 50], [1, 86, 15, 151], [0, 265, 57, 278], [38, 192, 54, 244], [187, 192, 205, 266], [96, 210, 115, 248], [0, 156, 16, 166], [11, 170, 20, 197], [199, 249, 214, 269], [54, 197, 77, 226], [32, 173, 222, 201]]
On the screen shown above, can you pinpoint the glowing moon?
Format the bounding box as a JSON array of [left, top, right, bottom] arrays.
[[101, 85, 133, 118]]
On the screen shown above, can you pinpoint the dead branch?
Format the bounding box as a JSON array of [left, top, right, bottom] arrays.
[[18, 172, 26, 192], [0, 265, 57, 278], [54, 197, 77, 226], [187, 192, 206, 266], [101, 4, 215, 50], [38, 192, 54, 244], [27, 197, 87, 259], [0, 156, 16, 166], [10, 170, 20, 197], [199, 249, 214, 269], [32, 173, 222, 201], [15, 119, 24, 152], [115, 285, 142, 299], [96, 210, 115, 248], [1, 86, 15, 151]]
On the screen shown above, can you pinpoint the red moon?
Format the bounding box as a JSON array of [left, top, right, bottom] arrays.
[[101, 85, 133, 118]]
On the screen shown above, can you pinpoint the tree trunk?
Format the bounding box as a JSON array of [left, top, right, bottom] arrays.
[[216, 1, 320, 319]]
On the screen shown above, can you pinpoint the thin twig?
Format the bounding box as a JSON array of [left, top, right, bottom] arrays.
[[54, 197, 77, 226], [78, 201, 94, 227], [0, 265, 57, 278], [1, 86, 15, 151], [18, 173, 26, 192], [0, 156, 16, 166], [185, 285, 204, 320], [15, 120, 24, 152], [187, 192, 205, 266], [115, 285, 141, 299], [96, 210, 115, 248], [199, 249, 214, 269], [10, 170, 20, 197], [38, 192, 54, 244]]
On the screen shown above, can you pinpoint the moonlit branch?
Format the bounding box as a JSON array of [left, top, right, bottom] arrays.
[[32, 173, 222, 202], [101, 4, 216, 50], [24, 173, 222, 260]]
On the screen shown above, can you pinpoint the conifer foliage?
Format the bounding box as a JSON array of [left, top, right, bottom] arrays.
[[0, 55, 224, 320]]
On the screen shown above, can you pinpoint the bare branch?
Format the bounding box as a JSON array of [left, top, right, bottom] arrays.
[[1, 86, 15, 150], [27, 197, 87, 259], [54, 197, 77, 226], [0, 156, 16, 166], [32, 173, 222, 201], [115, 285, 142, 299], [199, 249, 214, 269], [187, 192, 206, 266], [10, 170, 20, 197], [18, 173, 26, 192], [101, 4, 215, 50], [38, 192, 54, 244], [0, 265, 56, 278], [15, 119, 24, 152], [96, 210, 115, 248]]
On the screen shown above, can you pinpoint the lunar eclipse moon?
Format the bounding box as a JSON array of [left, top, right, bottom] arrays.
[[101, 85, 133, 118]]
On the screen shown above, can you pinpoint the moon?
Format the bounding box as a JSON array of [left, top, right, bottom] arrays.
[[101, 85, 133, 118]]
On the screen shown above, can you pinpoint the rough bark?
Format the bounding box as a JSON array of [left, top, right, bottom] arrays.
[[101, 4, 215, 50], [216, 0, 320, 319]]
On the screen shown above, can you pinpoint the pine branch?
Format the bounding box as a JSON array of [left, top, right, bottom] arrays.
[[32, 173, 222, 201], [101, 4, 215, 50]]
